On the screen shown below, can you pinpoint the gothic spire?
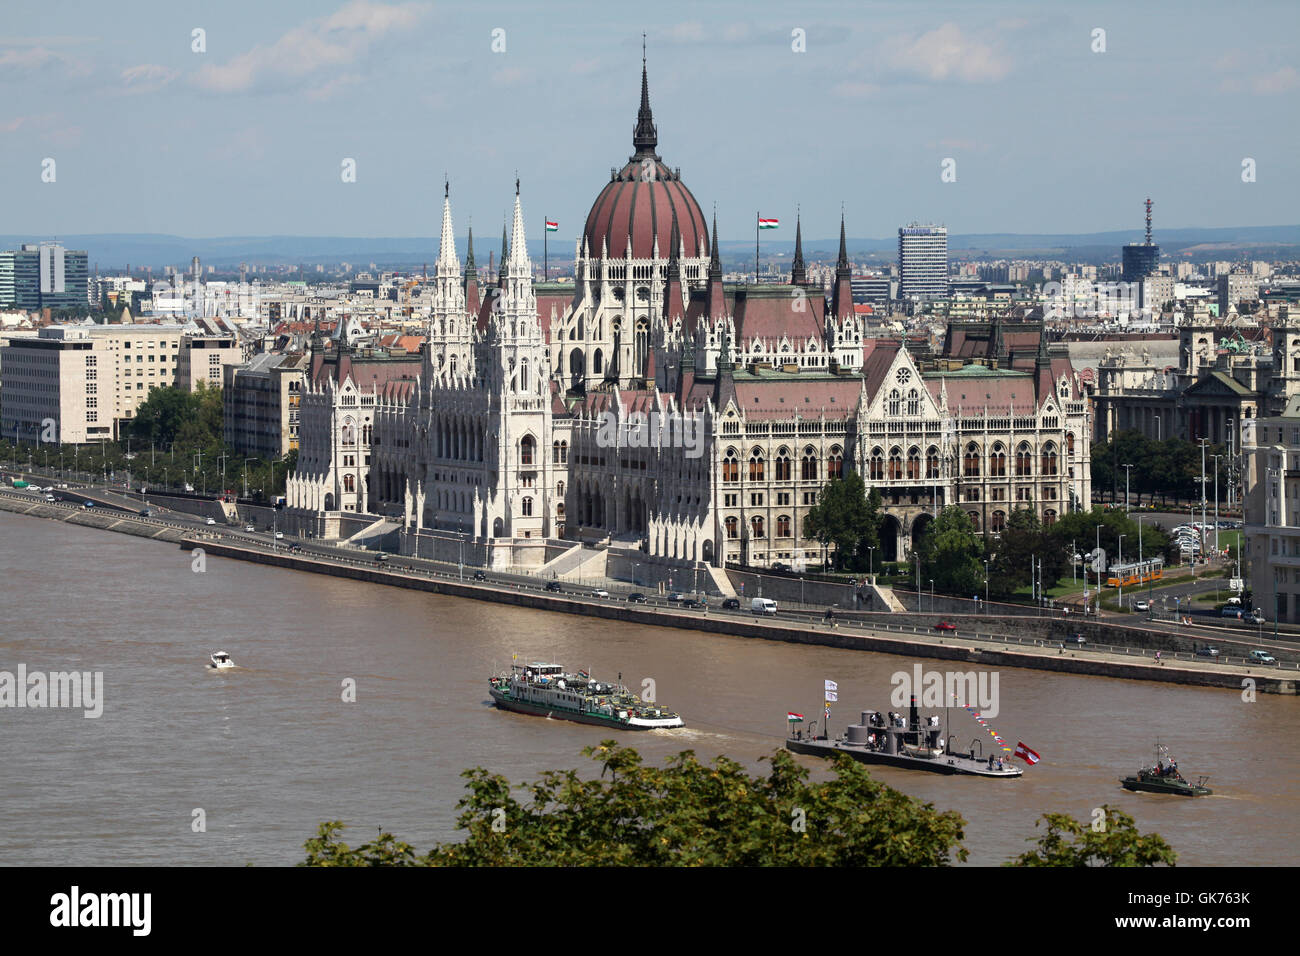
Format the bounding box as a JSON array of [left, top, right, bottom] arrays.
[[632, 34, 658, 159], [837, 212, 849, 272], [709, 210, 721, 279], [791, 208, 806, 285], [436, 183, 459, 275], [465, 225, 476, 277], [499, 218, 509, 282]]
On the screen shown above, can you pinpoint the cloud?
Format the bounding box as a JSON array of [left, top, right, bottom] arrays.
[[882, 22, 1010, 83], [666, 22, 707, 44], [193, 0, 427, 95], [121, 63, 178, 93], [832, 81, 879, 99], [0, 45, 66, 74], [1252, 66, 1299, 94]]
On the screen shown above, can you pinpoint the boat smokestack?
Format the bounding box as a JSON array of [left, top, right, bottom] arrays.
[[909, 695, 919, 731]]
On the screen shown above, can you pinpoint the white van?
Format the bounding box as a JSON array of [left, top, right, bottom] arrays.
[[751, 597, 778, 616]]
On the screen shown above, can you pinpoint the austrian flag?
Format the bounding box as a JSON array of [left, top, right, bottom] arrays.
[[1014, 742, 1041, 765]]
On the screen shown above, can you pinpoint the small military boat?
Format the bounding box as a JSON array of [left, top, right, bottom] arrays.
[[489, 662, 684, 730], [206, 651, 236, 670], [786, 695, 1023, 778], [1121, 744, 1211, 796]]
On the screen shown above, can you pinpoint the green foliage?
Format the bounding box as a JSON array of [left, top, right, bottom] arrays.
[[987, 508, 1069, 599], [130, 386, 202, 447], [1007, 805, 1176, 867], [1049, 506, 1173, 567], [1092, 430, 1226, 503], [802, 473, 882, 571], [915, 505, 984, 596], [302, 741, 968, 867]]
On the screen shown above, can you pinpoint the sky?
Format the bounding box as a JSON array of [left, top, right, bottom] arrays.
[[2, 0, 1298, 244]]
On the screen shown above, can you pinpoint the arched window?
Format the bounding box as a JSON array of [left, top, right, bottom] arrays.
[[343, 474, 355, 493], [969, 511, 981, 532], [800, 447, 818, 482], [926, 446, 940, 479], [870, 447, 884, 481], [751, 516, 765, 539], [990, 443, 1006, 477], [907, 389, 920, 416], [906, 446, 921, 480], [1041, 443, 1058, 476], [593, 349, 604, 375], [725, 516, 738, 539], [519, 359, 529, 392], [888, 389, 901, 417], [1016, 442, 1032, 477], [777, 515, 792, 538], [888, 446, 903, 480], [776, 448, 791, 481], [749, 447, 765, 481], [557, 481, 564, 497], [520, 436, 535, 467], [991, 510, 1006, 533], [828, 445, 844, 479], [1066, 433, 1075, 456], [522, 496, 533, 517], [1044, 509, 1057, 527], [963, 442, 981, 477], [723, 449, 739, 482]]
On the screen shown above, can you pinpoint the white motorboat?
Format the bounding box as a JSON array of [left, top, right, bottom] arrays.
[[207, 651, 236, 670]]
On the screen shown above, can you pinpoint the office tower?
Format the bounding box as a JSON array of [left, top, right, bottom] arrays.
[[898, 224, 948, 299], [1121, 198, 1160, 284]]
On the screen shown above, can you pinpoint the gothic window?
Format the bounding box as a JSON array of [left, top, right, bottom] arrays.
[[907, 446, 921, 480], [907, 389, 920, 416], [1041, 443, 1058, 476], [362, 424, 372, 445], [635, 318, 649, 377], [343, 474, 355, 493], [520, 359, 529, 392], [593, 349, 604, 375], [828, 445, 844, 479], [557, 481, 564, 497], [991, 510, 1006, 533], [888, 446, 903, 480], [725, 516, 738, 539], [800, 447, 818, 482], [777, 515, 792, 538], [963, 442, 981, 477], [1066, 433, 1075, 456], [926, 446, 940, 479], [888, 389, 901, 417], [723, 449, 739, 482], [341, 418, 356, 445], [869, 447, 884, 481], [969, 511, 981, 532], [521, 435, 535, 467], [990, 443, 1006, 477], [1016, 442, 1032, 477], [1044, 509, 1057, 527], [776, 448, 792, 481], [749, 448, 765, 481], [522, 497, 533, 517], [569, 349, 584, 376], [751, 516, 765, 539]]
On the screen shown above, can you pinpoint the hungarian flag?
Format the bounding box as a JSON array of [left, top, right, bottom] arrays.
[[758, 218, 779, 229], [545, 221, 558, 232], [1014, 742, 1041, 765], [787, 712, 804, 722]]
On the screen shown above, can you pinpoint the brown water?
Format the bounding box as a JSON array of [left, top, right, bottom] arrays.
[[1, 509, 1297, 866]]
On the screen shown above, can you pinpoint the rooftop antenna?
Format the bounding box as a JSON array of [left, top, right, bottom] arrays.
[[1145, 197, 1153, 246]]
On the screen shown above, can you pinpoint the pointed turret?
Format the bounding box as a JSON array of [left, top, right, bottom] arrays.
[[507, 179, 530, 274], [664, 205, 685, 322], [464, 226, 480, 315], [707, 211, 726, 318], [791, 211, 806, 285], [436, 181, 459, 276], [832, 213, 854, 320], [499, 219, 509, 284], [632, 38, 658, 160]]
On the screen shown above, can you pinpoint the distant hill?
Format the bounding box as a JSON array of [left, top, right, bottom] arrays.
[[5, 225, 1299, 270]]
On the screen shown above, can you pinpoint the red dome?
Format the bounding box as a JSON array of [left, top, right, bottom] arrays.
[[583, 161, 709, 261], [582, 57, 708, 261]]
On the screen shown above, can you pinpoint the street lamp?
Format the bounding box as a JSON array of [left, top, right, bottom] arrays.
[[1154, 415, 1161, 441], [1123, 463, 1133, 511], [1118, 533, 1126, 608], [984, 558, 989, 609], [867, 546, 876, 580]]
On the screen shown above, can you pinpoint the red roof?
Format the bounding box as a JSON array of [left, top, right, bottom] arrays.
[[583, 160, 708, 261]]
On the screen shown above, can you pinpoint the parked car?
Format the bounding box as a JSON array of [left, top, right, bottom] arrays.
[[627, 592, 647, 604], [205, 517, 217, 526], [45, 494, 57, 502], [1195, 646, 1221, 658], [473, 570, 487, 581], [1221, 606, 1243, 618], [932, 621, 958, 633], [1249, 649, 1278, 665], [83, 501, 94, 509], [544, 581, 563, 593], [589, 589, 610, 599], [1132, 600, 1149, 612], [721, 598, 741, 610]]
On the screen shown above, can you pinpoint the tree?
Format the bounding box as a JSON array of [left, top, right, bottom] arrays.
[[301, 743, 1175, 867], [1007, 805, 1176, 867], [803, 473, 877, 570], [988, 508, 1069, 600], [915, 505, 984, 596], [129, 386, 200, 447]]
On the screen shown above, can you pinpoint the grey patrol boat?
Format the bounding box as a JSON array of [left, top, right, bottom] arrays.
[[785, 695, 1023, 778]]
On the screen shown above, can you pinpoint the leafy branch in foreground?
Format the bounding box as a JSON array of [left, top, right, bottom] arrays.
[[300, 743, 1174, 867], [1006, 804, 1177, 867]]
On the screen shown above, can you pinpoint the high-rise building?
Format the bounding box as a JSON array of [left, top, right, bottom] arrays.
[[897, 224, 948, 299], [1120, 198, 1160, 284], [0, 242, 89, 310]]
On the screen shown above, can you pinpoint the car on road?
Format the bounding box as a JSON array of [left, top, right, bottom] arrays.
[[626, 592, 647, 604], [473, 570, 487, 581], [374, 553, 389, 563], [721, 598, 741, 610], [589, 589, 610, 599], [205, 517, 217, 526], [1221, 606, 1243, 618], [138, 508, 153, 517], [1249, 650, 1277, 665], [288, 544, 303, 553], [544, 581, 564, 593], [1061, 633, 1087, 646], [667, 592, 686, 603], [45, 494, 56, 502], [82, 501, 94, 509], [932, 621, 958, 633], [245, 524, 255, 532], [1133, 600, 1149, 612], [1195, 646, 1220, 658], [770, 562, 790, 574], [681, 598, 706, 609], [274, 531, 284, 539]]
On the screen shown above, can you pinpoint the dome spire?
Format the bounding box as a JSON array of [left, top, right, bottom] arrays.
[[632, 33, 658, 159]]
